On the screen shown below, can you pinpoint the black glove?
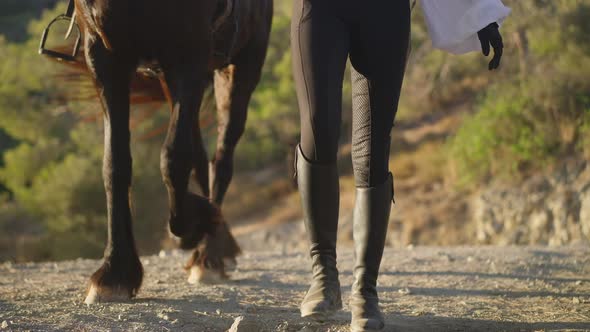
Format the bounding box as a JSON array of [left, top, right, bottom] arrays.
[[477, 22, 504, 70]]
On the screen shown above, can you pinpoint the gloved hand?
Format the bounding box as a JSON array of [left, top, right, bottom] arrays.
[[477, 22, 504, 70]]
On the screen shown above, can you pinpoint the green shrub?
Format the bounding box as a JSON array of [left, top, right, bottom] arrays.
[[447, 0, 590, 187], [448, 84, 559, 186]]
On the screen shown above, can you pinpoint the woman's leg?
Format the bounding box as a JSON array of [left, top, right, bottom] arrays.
[[292, 0, 350, 163], [348, 2, 411, 330], [291, 0, 350, 319]]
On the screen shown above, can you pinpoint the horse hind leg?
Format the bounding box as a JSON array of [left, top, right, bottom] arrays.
[[209, 64, 254, 206], [209, 0, 272, 206], [210, 18, 270, 206], [83, 38, 143, 304]]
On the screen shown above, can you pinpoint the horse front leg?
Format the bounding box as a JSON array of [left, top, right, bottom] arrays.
[[159, 76, 210, 198], [160, 61, 209, 237], [83, 40, 142, 304]]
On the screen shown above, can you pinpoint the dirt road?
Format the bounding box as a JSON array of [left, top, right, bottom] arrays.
[[1, 246, 589, 331]]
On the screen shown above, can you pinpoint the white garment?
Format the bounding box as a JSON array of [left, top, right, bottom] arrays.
[[420, 0, 511, 54]]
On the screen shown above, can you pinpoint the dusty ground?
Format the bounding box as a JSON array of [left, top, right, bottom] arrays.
[[1, 245, 589, 332]]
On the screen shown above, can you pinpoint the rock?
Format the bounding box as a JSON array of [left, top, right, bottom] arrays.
[[275, 321, 289, 331], [438, 252, 456, 262], [573, 297, 581, 304], [1, 321, 8, 329], [398, 287, 412, 295], [297, 326, 317, 332], [243, 304, 257, 314], [579, 187, 590, 239], [227, 316, 267, 332], [529, 209, 551, 243], [473, 161, 590, 246], [547, 190, 574, 246]]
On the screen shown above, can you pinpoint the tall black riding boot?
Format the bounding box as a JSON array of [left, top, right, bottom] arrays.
[[350, 173, 394, 331], [296, 145, 342, 319]]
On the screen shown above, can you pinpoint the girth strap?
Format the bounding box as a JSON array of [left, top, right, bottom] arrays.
[[212, 0, 240, 65], [212, 0, 234, 33]]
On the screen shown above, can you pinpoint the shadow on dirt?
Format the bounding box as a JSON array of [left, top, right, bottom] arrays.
[[380, 270, 590, 283], [387, 316, 590, 332]]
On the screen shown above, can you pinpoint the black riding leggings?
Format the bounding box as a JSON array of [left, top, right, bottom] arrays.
[[291, 0, 410, 188]]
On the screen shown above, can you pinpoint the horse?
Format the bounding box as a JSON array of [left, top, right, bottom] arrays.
[[45, 0, 273, 303]]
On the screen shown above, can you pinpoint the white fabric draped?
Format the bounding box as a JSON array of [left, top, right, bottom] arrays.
[[420, 0, 511, 54]]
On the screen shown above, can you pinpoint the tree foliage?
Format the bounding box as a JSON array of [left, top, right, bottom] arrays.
[[0, 3, 168, 261], [448, 0, 590, 185]]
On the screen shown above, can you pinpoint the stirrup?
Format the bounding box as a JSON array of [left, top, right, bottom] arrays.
[[38, 0, 81, 62]]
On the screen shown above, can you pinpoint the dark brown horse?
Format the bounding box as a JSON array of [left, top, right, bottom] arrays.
[[48, 0, 273, 303]]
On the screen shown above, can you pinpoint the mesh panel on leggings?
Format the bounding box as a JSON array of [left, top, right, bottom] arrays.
[[351, 68, 372, 187]]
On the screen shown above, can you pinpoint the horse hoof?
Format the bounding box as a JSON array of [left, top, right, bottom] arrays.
[[84, 259, 143, 304], [224, 257, 237, 273], [183, 218, 241, 285], [84, 284, 132, 304], [187, 265, 227, 284], [84, 284, 131, 304]]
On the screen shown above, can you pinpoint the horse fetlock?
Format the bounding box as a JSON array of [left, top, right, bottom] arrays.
[[187, 264, 227, 285], [186, 256, 237, 285], [184, 220, 241, 284], [168, 214, 189, 238], [84, 256, 143, 304], [171, 192, 220, 248], [85, 284, 133, 304]]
